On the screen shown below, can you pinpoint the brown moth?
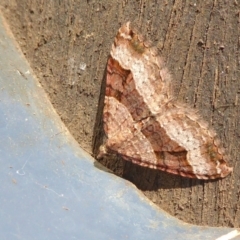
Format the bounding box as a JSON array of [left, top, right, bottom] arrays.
[[98, 22, 232, 179]]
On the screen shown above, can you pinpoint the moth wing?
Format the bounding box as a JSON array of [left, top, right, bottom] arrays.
[[102, 96, 157, 164], [156, 105, 232, 179], [102, 96, 197, 178]]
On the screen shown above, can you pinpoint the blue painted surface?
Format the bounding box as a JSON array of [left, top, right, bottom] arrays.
[[0, 15, 238, 240]]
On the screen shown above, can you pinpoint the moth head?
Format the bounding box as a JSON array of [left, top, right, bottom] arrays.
[[117, 22, 146, 54]]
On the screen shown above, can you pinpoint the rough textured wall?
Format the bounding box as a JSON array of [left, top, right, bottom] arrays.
[[1, 0, 239, 227]]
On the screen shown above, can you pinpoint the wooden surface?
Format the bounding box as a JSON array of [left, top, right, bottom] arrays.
[[1, 0, 239, 227]]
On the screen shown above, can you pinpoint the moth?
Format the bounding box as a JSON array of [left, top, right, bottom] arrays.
[[98, 22, 232, 179]]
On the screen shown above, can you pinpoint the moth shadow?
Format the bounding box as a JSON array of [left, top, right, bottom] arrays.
[[121, 161, 219, 191], [92, 61, 108, 159]]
